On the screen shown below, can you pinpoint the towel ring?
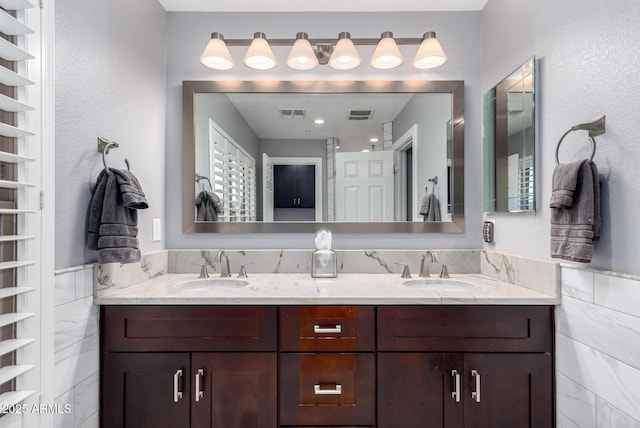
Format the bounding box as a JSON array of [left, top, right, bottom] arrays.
[[97, 137, 130, 175], [555, 129, 596, 166]]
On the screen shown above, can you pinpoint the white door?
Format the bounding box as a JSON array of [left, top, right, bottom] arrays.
[[335, 151, 394, 221], [262, 153, 274, 221]]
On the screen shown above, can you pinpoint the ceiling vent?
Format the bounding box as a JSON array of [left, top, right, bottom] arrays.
[[280, 109, 306, 119], [348, 109, 374, 120]]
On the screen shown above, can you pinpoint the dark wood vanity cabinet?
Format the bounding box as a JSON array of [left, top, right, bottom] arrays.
[[101, 305, 553, 428], [377, 306, 554, 428]]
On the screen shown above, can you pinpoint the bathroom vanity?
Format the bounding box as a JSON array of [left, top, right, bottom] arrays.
[[97, 271, 556, 428]]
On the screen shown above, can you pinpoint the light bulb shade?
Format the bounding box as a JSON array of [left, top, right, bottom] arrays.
[[200, 33, 234, 70], [370, 32, 403, 69], [328, 32, 361, 70], [243, 32, 276, 70], [286, 33, 319, 70], [413, 32, 448, 69]]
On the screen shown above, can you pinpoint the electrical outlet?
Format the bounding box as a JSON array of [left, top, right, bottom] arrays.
[[152, 218, 161, 242]]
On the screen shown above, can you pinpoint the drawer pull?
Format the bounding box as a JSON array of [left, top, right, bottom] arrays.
[[314, 384, 343, 395], [471, 369, 481, 403], [451, 370, 461, 402], [313, 324, 342, 334], [173, 369, 183, 403], [195, 369, 204, 401]]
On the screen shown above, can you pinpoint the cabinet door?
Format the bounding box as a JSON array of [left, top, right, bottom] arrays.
[[102, 353, 190, 428], [274, 165, 298, 208], [378, 353, 464, 428], [463, 353, 552, 428], [191, 353, 277, 428], [296, 164, 315, 208]]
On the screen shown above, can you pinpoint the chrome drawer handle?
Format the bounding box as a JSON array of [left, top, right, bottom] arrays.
[[451, 370, 461, 402], [195, 369, 204, 401], [314, 384, 342, 395], [173, 369, 183, 403], [313, 324, 342, 334], [471, 369, 481, 402]]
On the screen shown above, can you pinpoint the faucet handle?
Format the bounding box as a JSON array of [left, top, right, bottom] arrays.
[[396, 263, 412, 278], [439, 264, 450, 278], [192, 263, 210, 279], [238, 263, 253, 278]]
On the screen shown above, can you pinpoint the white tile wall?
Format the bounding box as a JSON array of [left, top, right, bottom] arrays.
[[557, 266, 640, 427], [54, 266, 99, 428]]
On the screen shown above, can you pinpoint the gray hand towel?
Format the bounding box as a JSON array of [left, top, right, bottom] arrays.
[[550, 160, 585, 208], [550, 160, 601, 262], [87, 168, 148, 264], [195, 191, 224, 221], [420, 193, 441, 222]]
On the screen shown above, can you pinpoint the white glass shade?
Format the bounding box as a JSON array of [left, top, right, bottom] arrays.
[[243, 33, 276, 70], [412, 33, 448, 69], [286, 36, 319, 70], [200, 35, 234, 70], [328, 33, 361, 70], [370, 33, 403, 69]]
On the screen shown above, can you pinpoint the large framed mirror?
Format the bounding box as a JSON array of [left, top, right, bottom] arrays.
[[182, 80, 464, 233], [483, 57, 537, 213]]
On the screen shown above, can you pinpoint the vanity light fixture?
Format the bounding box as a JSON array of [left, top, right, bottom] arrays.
[[413, 32, 448, 69], [243, 32, 276, 70], [286, 32, 319, 70], [370, 32, 403, 69], [200, 31, 447, 71]]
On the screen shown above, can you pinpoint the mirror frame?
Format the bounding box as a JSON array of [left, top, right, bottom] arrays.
[[182, 80, 465, 234]]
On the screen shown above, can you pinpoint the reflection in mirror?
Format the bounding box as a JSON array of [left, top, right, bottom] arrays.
[[483, 57, 536, 213], [183, 81, 464, 234]]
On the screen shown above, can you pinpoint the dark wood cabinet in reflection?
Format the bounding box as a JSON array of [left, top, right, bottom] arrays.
[[274, 164, 315, 209]]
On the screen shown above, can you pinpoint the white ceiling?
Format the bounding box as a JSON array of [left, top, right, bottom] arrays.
[[158, 0, 488, 12], [225, 93, 415, 151]]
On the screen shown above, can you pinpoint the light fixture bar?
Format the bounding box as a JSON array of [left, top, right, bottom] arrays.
[[220, 37, 425, 47]]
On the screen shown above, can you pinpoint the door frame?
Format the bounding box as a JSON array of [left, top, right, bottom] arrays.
[[392, 124, 418, 221], [263, 156, 323, 221]]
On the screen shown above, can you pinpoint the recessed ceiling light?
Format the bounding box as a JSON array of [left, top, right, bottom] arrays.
[[336, 145, 340, 149], [370, 137, 379, 142], [314, 119, 325, 125], [362, 149, 370, 153]]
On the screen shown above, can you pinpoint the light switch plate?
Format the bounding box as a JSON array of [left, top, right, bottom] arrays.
[[152, 218, 161, 242]]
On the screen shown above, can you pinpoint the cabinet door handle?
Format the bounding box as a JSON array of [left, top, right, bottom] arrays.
[[314, 384, 342, 395], [195, 369, 204, 401], [173, 369, 183, 403], [451, 370, 461, 402], [471, 369, 481, 402], [297, 197, 301, 205], [313, 324, 342, 334]]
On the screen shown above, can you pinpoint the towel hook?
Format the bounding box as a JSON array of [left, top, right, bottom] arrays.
[[555, 115, 605, 165], [195, 174, 213, 192], [98, 137, 130, 174]]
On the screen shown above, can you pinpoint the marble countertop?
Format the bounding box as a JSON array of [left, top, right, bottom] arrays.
[[94, 273, 559, 305]]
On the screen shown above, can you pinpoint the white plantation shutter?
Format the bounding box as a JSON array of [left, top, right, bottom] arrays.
[[0, 0, 51, 424], [208, 122, 256, 222]]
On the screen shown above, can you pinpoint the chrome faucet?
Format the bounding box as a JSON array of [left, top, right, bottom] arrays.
[[419, 250, 439, 277], [217, 250, 231, 278]]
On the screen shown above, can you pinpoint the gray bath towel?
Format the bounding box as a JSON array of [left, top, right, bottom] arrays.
[[550, 160, 585, 208], [195, 190, 223, 221], [420, 193, 441, 222], [550, 160, 601, 263], [87, 168, 148, 264]]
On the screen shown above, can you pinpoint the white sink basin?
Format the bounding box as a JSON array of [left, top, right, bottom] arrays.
[[403, 278, 476, 291], [175, 278, 249, 291]]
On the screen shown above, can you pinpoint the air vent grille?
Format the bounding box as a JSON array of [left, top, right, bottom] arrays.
[[348, 109, 374, 120], [280, 109, 306, 119]]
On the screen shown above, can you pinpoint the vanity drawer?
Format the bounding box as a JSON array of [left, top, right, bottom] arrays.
[[377, 305, 553, 352], [279, 306, 375, 352], [279, 353, 375, 426], [101, 305, 277, 352]]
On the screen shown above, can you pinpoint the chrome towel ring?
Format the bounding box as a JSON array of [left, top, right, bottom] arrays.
[[97, 137, 130, 174], [555, 115, 605, 165]]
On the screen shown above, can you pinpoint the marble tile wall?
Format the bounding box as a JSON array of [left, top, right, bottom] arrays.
[[95, 250, 168, 291], [54, 265, 99, 428], [556, 265, 640, 427], [480, 251, 559, 295]]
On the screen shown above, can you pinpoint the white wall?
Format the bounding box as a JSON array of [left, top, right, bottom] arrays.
[[165, 11, 483, 250], [55, 0, 167, 269], [482, 0, 640, 276], [482, 1, 640, 426]]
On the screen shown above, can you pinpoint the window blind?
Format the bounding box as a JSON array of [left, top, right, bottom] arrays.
[[0, 0, 39, 416], [208, 124, 256, 222]]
